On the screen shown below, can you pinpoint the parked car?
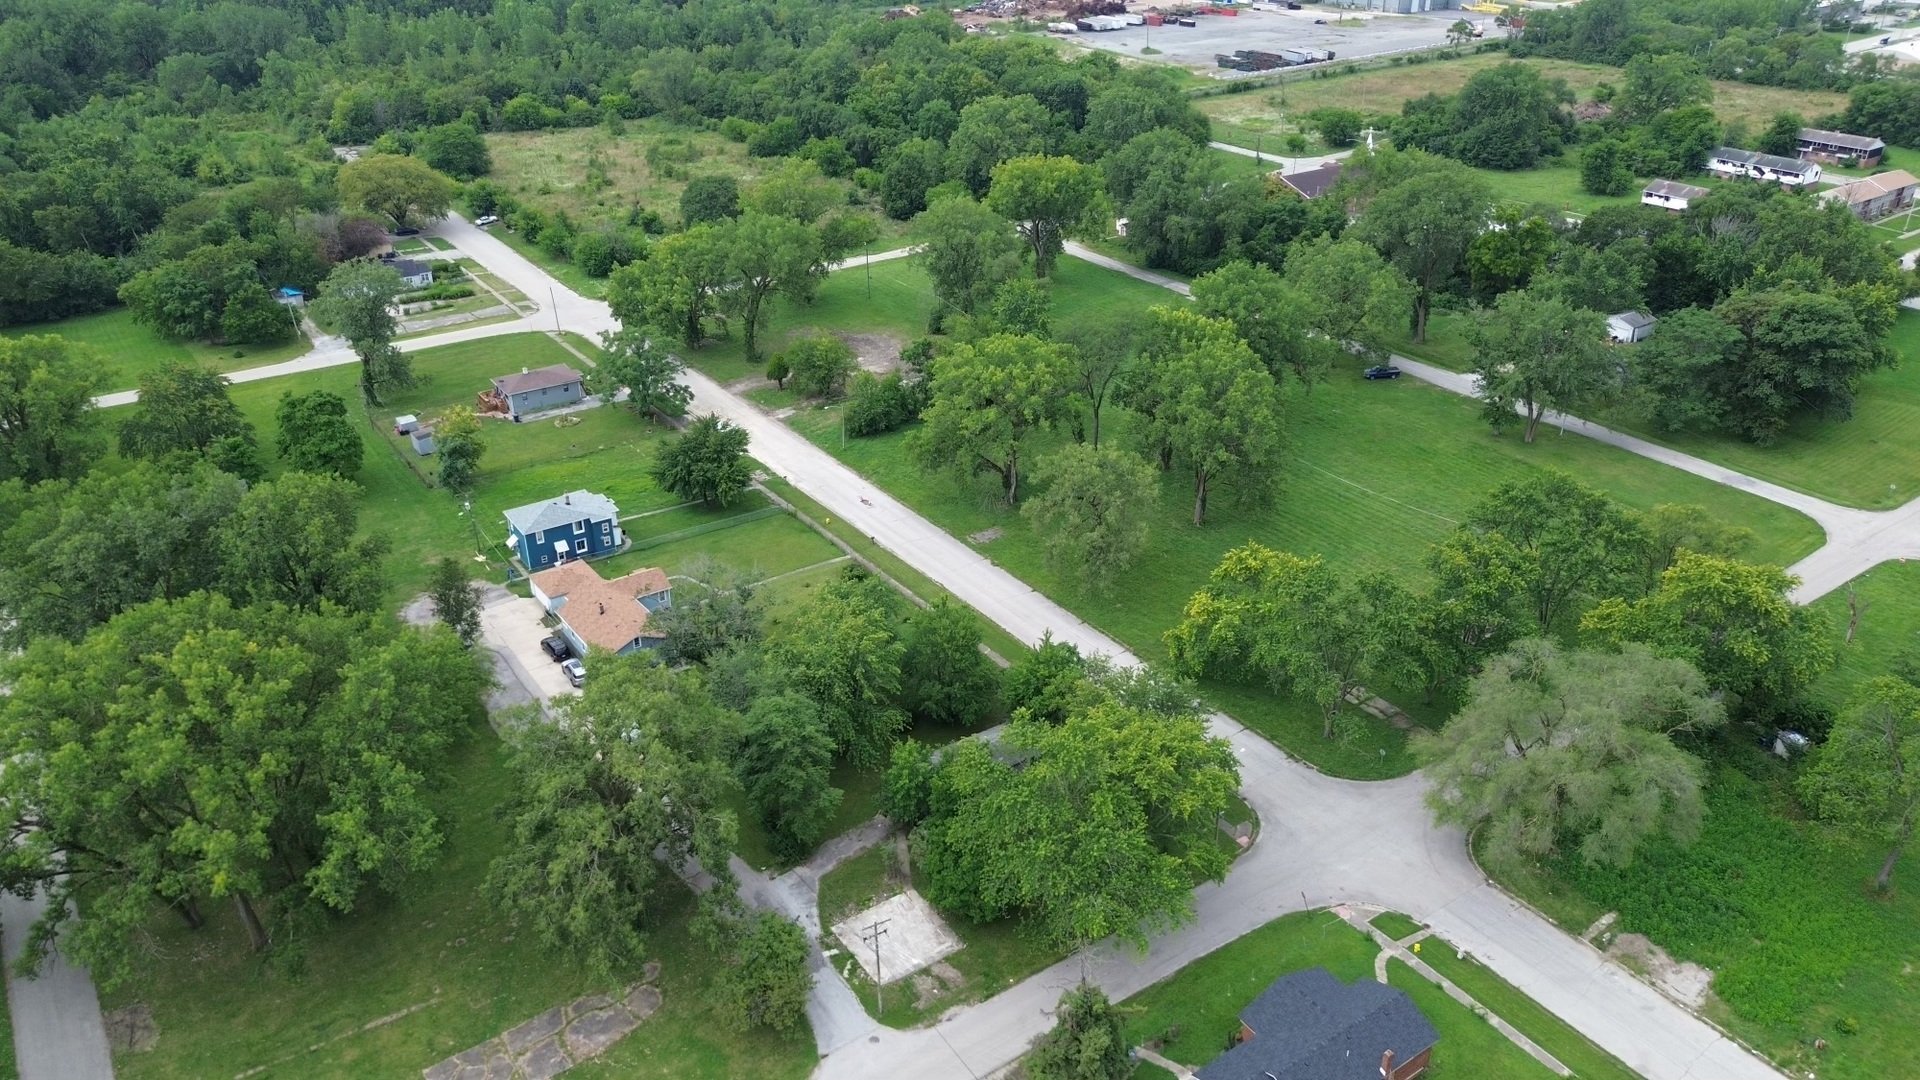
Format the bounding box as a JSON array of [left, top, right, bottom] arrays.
[[540, 635, 573, 661], [392, 226, 421, 237], [475, 214, 500, 227], [1363, 365, 1403, 380], [561, 658, 586, 687]]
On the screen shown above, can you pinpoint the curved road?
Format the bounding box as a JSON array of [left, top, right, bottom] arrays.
[[61, 216, 1896, 1080]]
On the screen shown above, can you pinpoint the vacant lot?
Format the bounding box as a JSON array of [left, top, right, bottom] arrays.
[[789, 264, 1824, 775], [105, 721, 818, 1080], [1201, 52, 1849, 134], [1395, 308, 1920, 509], [487, 124, 768, 230], [4, 306, 311, 392]]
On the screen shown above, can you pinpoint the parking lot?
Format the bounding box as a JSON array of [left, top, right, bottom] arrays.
[[479, 587, 580, 706], [1063, 7, 1482, 71]]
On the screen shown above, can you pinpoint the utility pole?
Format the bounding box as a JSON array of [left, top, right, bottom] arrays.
[[859, 918, 891, 1014], [550, 286, 560, 333]]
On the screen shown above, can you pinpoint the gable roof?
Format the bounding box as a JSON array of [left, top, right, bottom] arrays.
[[1644, 179, 1710, 200], [392, 258, 432, 279], [1275, 162, 1343, 199], [1610, 310, 1656, 329], [1798, 127, 1884, 153], [531, 561, 671, 651], [1819, 169, 1920, 206], [1709, 147, 1816, 175], [492, 364, 584, 397], [504, 490, 620, 534], [1196, 967, 1439, 1080]]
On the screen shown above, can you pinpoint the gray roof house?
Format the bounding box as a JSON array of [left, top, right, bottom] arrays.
[[1196, 967, 1439, 1080], [392, 258, 434, 289], [1607, 310, 1657, 343], [504, 489, 624, 570], [1797, 127, 1885, 166], [491, 364, 585, 420], [1642, 179, 1710, 212], [1705, 147, 1822, 187]]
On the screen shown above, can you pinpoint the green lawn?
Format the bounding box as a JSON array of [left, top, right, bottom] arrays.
[[1369, 910, 1425, 941], [1466, 159, 1643, 216], [1810, 560, 1920, 707], [1398, 306, 1920, 510], [3, 306, 311, 392], [1484, 756, 1920, 1080], [105, 721, 816, 1080], [788, 300, 1823, 775], [1122, 911, 1554, 1080], [1417, 941, 1642, 1080]]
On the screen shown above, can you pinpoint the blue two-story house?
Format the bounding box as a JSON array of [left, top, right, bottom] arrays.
[[504, 490, 624, 570]]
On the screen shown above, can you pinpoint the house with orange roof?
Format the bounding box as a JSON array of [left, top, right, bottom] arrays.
[[529, 560, 673, 656]]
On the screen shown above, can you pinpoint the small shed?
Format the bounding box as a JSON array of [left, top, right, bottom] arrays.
[[1607, 311, 1657, 344], [274, 286, 305, 306], [410, 428, 436, 455], [394, 414, 421, 435], [1642, 179, 1710, 213]]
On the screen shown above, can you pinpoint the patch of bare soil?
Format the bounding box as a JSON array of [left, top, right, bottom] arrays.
[[837, 332, 905, 374], [1606, 931, 1714, 1009], [105, 1004, 159, 1053]]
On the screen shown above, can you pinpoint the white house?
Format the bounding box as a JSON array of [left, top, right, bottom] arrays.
[[1606, 311, 1656, 344], [391, 258, 434, 289], [1705, 147, 1822, 188], [1641, 179, 1710, 213]]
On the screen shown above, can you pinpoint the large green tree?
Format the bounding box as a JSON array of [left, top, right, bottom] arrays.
[[1347, 157, 1493, 342], [0, 594, 485, 981], [650, 414, 752, 507], [948, 95, 1059, 196], [119, 361, 253, 462], [218, 471, 389, 612], [722, 212, 821, 363], [1192, 260, 1330, 387], [1021, 444, 1157, 594], [985, 155, 1109, 278], [336, 154, 456, 229], [765, 568, 907, 767], [1282, 237, 1414, 363], [312, 260, 412, 405], [649, 559, 764, 667], [1801, 678, 1920, 893], [737, 692, 843, 861], [416, 123, 491, 181], [607, 226, 730, 347], [701, 909, 813, 1034], [1166, 544, 1418, 738], [900, 598, 1000, 728], [487, 657, 741, 980], [427, 556, 483, 647], [1023, 983, 1132, 1080], [916, 696, 1239, 950], [591, 327, 692, 422], [434, 405, 485, 492], [916, 196, 1026, 322], [274, 390, 363, 478], [0, 335, 104, 485], [1470, 289, 1614, 443], [909, 333, 1075, 502], [1582, 553, 1834, 717], [0, 461, 244, 647], [1455, 470, 1647, 633], [1414, 638, 1724, 868]]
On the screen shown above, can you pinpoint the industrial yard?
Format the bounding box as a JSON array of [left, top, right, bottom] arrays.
[[1045, 5, 1487, 72]]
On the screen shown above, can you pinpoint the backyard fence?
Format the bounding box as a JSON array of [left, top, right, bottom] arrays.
[[627, 505, 785, 550]]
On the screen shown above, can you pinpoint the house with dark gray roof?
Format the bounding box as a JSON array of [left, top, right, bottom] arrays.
[[491, 364, 585, 420], [1797, 127, 1885, 167], [1195, 967, 1438, 1080], [1274, 162, 1344, 200], [391, 258, 434, 289], [504, 489, 624, 570], [1642, 179, 1710, 212]]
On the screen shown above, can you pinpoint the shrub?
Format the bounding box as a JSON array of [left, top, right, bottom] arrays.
[[399, 283, 476, 303], [844, 371, 922, 437], [780, 334, 857, 399]]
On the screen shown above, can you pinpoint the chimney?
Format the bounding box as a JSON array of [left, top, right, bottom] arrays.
[[1380, 1048, 1395, 1078]]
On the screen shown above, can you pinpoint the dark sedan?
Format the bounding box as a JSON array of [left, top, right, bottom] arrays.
[[1363, 365, 1403, 380]]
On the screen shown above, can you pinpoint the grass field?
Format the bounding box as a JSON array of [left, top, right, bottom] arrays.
[[787, 271, 1823, 774], [1122, 911, 1556, 1080], [3, 306, 312, 392], [487, 124, 769, 231], [1811, 560, 1920, 706], [1201, 53, 1848, 135], [1416, 936, 1642, 1080], [104, 721, 817, 1080], [1395, 308, 1920, 510], [1368, 910, 1424, 941]]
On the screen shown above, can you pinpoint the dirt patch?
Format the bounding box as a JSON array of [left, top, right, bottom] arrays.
[[967, 527, 1004, 545], [837, 332, 905, 374], [105, 1004, 159, 1053], [1606, 932, 1714, 1009]]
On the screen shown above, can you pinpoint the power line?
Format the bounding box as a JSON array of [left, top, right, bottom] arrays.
[[858, 918, 891, 1015]]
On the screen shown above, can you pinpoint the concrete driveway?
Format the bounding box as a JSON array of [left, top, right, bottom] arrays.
[[478, 588, 577, 705]]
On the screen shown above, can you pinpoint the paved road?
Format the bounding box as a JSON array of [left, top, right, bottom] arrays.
[[2, 887, 115, 1080], [1207, 142, 1354, 175], [1075, 243, 1920, 605]]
